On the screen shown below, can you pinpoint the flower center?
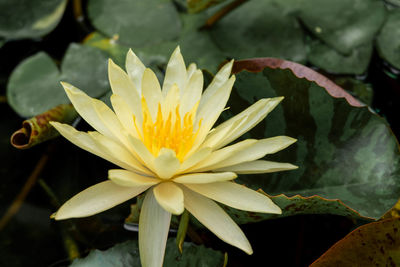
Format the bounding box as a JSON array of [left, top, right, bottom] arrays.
[[134, 97, 202, 162]]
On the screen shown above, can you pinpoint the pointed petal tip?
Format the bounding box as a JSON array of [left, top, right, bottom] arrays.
[[50, 212, 56, 219]]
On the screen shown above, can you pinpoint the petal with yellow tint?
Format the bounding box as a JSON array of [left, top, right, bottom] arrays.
[[153, 148, 180, 179], [189, 139, 256, 172], [141, 68, 163, 119], [139, 189, 171, 267], [181, 186, 253, 255], [108, 59, 143, 124], [214, 160, 298, 174], [88, 131, 153, 175], [204, 97, 284, 150], [161, 83, 180, 118], [54, 181, 149, 220], [186, 63, 197, 79], [110, 94, 141, 138], [108, 169, 160, 187], [209, 136, 297, 170], [125, 49, 146, 92], [184, 181, 281, 214], [153, 182, 184, 215], [180, 69, 203, 115], [199, 60, 233, 110], [179, 147, 212, 173], [162, 46, 187, 96], [173, 172, 236, 184], [50, 122, 151, 175], [127, 136, 157, 172]]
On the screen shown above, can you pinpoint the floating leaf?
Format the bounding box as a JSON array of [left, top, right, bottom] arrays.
[[87, 0, 182, 47], [210, 0, 306, 62], [227, 58, 400, 220], [0, 0, 67, 40], [307, 39, 372, 75], [70, 239, 225, 267], [291, 0, 386, 54], [10, 104, 77, 149], [187, 0, 228, 13], [311, 217, 400, 266], [7, 44, 110, 117], [377, 9, 400, 70]]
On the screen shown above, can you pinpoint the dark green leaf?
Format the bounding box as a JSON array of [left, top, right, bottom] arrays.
[[210, 0, 306, 62], [87, 0, 182, 47], [307, 39, 372, 75], [227, 59, 400, 220], [377, 9, 400, 70], [0, 0, 67, 40], [7, 44, 110, 117], [70, 239, 225, 267]]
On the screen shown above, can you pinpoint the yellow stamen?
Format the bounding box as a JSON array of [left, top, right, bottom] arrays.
[[133, 97, 201, 162]]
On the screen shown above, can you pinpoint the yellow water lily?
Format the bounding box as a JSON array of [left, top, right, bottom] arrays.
[[50, 47, 297, 267]]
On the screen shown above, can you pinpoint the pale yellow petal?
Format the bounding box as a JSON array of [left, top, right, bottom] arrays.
[[203, 97, 284, 149], [162, 46, 187, 96], [186, 63, 197, 79], [179, 147, 212, 173], [141, 68, 163, 119], [88, 131, 153, 175], [209, 136, 297, 170], [181, 186, 252, 254], [215, 160, 298, 174], [108, 169, 161, 187], [125, 48, 146, 91], [184, 182, 281, 214], [173, 172, 237, 184], [139, 189, 171, 267], [180, 69, 203, 115], [108, 59, 143, 124], [127, 136, 157, 172], [54, 181, 149, 220], [199, 60, 233, 110], [50, 122, 150, 175], [110, 94, 141, 138], [161, 83, 180, 118], [189, 139, 256, 172], [153, 148, 180, 179], [153, 182, 184, 215]]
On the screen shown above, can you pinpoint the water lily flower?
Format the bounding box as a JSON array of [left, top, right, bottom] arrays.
[[50, 47, 297, 267]]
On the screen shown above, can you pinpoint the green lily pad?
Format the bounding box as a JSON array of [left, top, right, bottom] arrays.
[[87, 0, 182, 47], [210, 0, 306, 62], [7, 44, 110, 117], [70, 238, 225, 267], [310, 217, 400, 266], [307, 39, 372, 75], [187, 0, 228, 13], [295, 0, 386, 54], [377, 9, 400, 70], [226, 58, 400, 220], [0, 0, 67, 40]]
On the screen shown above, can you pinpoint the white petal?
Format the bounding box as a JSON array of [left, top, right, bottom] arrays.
[[199, 60, 233, 110], [173, 172, 237, 184], [186, 63, 197, 79], [108, 59, 143, 124], [215, 160, 298, 174], [210, 136, 297, 170], [110, 94, 141, 138], [161, 83, 180, 118], [204, 97, 284, 149], [108, 169, 161, 187], [50, 122, 151, 175], [125, 49, 146, 92], [153, 148, 180, 179], [54, 181, 149, 220], [180, 69, 203, 115], [189, 139, 256, 172], [184, 182, 281, 214], [162, 46, 187, 96], [153, 182, 184, 215], [179, 147, 212, 173], [181, 186, 252, 254], [139, 189, 171, 267], [141, 68, 163, 120]]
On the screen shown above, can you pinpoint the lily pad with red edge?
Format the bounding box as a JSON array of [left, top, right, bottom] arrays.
[[222, 58, 400, 221]]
